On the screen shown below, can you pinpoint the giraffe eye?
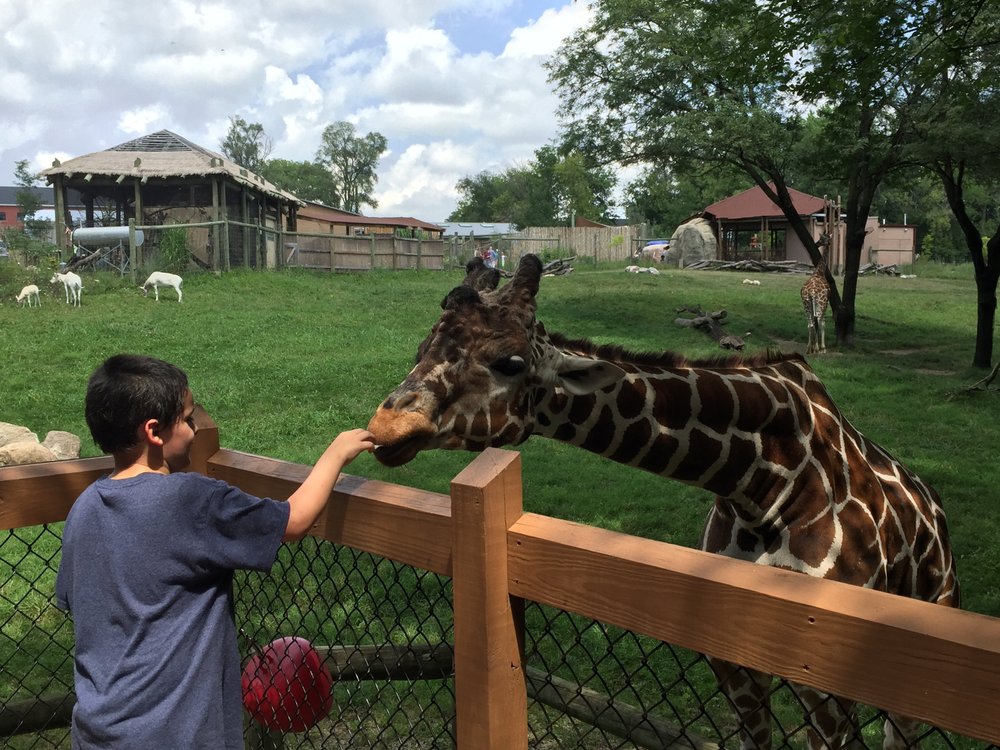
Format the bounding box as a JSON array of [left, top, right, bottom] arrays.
[[490, 356, 526, 377]]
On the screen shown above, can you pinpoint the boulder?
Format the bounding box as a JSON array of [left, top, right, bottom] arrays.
[[666, 218, 718, 268], [0, 422, 38, 448], [43, 431, 82, 460], [0, 441, 56, 467]]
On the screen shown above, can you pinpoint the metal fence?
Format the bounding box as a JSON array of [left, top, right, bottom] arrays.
[[3, 527, 995, 749]]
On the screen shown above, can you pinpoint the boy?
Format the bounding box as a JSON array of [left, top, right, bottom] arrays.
[[55, 354, 374, 749]]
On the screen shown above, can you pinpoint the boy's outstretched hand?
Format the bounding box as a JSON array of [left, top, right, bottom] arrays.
[[326, 428, 376, 466]]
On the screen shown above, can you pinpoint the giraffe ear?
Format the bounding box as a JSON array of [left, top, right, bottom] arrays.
[[508, 254, 542, 298], [462, 257, 500, 291], [554, 354, 625, 396]]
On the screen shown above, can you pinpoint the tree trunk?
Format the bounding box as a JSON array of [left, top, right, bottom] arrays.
[[937, 162, 999, 369], [974, 228, 1000, 368]]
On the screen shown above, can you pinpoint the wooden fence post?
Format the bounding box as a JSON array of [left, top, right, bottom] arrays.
[[450, 449, 527, 749], [185, 405, 220, 476]]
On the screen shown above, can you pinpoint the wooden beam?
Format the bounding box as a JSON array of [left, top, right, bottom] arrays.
[[451, 449, 527, 750], [205, 450, 452, 575], [507, 513, 1000, 744], [0, 456, 112, 529]]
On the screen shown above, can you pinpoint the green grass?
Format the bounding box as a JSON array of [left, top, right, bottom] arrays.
[[2, 258, 997, 616], [2, 258, 997, 746]]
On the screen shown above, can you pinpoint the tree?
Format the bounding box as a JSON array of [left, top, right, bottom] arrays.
[[14, 159, 42, 224], [315, 122, 388, 214], [548, 0, 996, 348], [549, 147, 616, 225], [15, 160, 52, 242], [449, 171, 511, 222], [261, 159, 339, 206], [448, 145, 615, 227], [624, 163, 748, 236], [220, 116, 273, 174], [905, 3, 1000, 368]]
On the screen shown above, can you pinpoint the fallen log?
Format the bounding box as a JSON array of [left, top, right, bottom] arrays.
[[674, 306, 728, 342]]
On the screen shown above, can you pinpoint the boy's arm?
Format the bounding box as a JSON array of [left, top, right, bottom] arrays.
[[283, 429, 375, 541]]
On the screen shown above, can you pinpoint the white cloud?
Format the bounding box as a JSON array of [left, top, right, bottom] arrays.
[[118, 105, 171, 136], [0, 0, 594, 221]]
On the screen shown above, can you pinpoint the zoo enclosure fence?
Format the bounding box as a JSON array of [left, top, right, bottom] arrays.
[[2, 412, 1000, 749], [111, 221, 645, 276]]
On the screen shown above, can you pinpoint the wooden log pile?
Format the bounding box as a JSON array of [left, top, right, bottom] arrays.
[[683, 259, 814, 273], [541, 256, 575, 276], [858, 262, 902, 276]]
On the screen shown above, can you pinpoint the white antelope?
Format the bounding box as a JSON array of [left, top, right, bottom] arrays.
[[16, 284, 41, 307], [50, 271, 83, 306], [141, 272, 183, 302]]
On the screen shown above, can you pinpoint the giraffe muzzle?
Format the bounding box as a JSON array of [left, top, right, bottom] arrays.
[[367, 405, 437, 467]]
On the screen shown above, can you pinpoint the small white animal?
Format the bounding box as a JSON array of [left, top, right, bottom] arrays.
[[16, 284, 41, 307], [741, 278, 761, 286], [141, 271, 183, 302], [50, 271, 83, 306], [625, 265, 640, 273]]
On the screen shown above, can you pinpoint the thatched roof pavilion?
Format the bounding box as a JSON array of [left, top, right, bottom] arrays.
[[41, 130, 302, 269]]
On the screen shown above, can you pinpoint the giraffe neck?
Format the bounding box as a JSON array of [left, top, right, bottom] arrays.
[[528, 345, 823, 518]]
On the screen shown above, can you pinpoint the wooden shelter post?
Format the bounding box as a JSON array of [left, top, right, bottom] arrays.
[[241, 185, 249, 271], [52, 177, 66, 258], [133, 181, 143, 228], [212, 177, 222, 272], [259, 194, 268, 269], [128, 219, 139, 278], [220, 180, 229, 271]]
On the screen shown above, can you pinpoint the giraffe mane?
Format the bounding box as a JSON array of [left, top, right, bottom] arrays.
[[546, 331, 803, 369]]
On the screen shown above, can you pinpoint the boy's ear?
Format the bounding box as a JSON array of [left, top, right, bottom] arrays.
[[141, 418, 164, 446]]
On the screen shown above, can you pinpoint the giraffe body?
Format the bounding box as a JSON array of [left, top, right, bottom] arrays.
[[801, 261, 830, 354], [369, 255, 957, 749]]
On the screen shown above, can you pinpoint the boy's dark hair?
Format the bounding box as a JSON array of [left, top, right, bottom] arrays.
[[85, 354, 189, 454]]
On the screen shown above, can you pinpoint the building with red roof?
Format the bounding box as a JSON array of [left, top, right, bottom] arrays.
[[699, 184, 914, 271], [702, 184, 839, 267]]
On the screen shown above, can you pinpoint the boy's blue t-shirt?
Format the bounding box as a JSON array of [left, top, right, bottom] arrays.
[[55, 472, 290, 750]]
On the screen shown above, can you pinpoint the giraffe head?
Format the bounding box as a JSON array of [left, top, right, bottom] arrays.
[[368, 254, 624, 466]]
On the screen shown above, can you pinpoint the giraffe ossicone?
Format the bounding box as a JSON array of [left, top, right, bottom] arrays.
[[368, 253, 957, 750]]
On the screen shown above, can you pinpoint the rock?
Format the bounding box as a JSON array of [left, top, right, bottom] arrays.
[[0, 422, 38, 448], [0, 441, 57, 467], [43, 431, 82, 460], [666, 218, 718, 268]]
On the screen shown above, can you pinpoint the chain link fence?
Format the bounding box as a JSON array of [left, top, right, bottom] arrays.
[[3, 515, 997, 749]]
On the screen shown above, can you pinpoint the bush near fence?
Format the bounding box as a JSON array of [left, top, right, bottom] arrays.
[[2, 414, 999, 749]]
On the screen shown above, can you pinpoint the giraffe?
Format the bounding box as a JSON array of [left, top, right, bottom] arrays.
[[368, 254, 958, 750], [801, 242, 831, 354]]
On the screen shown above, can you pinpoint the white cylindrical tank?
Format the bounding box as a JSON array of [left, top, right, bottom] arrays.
[[73, 226, 144, 247]]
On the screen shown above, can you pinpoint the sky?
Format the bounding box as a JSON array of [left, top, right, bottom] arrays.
[[0, 0, 595, 223]]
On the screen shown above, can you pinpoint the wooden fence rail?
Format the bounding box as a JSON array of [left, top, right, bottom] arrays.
[[2, 412, 999, 747]]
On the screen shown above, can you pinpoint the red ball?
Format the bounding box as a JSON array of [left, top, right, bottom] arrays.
[[241, 636, 333, 732]]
